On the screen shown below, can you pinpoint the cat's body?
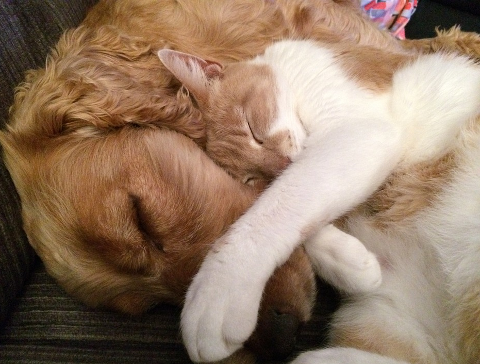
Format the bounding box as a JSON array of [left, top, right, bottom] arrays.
[[159, 39, 480, 364]]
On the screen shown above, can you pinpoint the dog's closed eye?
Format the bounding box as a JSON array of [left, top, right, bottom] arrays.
[[129, 194, 165, 253]]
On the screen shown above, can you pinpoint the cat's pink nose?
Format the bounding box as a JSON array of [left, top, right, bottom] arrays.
[[270, 156, 291, 177], [263, 155, 292, 181]]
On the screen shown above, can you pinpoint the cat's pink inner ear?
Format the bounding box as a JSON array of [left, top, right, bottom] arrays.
[[157, 49, 223, 104], [204, 61, 223, 79], [157, 49, 223, 80]]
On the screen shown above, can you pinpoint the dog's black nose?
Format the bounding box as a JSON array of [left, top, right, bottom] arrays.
[[268, 310, 302, 358], [245, 309, 302, 361]]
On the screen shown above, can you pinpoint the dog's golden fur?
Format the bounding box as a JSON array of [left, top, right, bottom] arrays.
[[1, 0, 480, 361]]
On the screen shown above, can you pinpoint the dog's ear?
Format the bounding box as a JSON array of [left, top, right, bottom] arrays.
[[158, 49, 223, 105]]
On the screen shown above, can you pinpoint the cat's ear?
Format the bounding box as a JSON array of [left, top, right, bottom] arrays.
[[158, 49, 223, 105]]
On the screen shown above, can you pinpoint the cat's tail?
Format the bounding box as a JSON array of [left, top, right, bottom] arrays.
[[391, 53, 480, 164]]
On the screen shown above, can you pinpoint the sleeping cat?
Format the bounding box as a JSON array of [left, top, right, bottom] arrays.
[[159, 40, 480, 363]]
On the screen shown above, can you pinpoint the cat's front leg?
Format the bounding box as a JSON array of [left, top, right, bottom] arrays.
[[181, 226, 278, 363], [304, 224, 382, 293]]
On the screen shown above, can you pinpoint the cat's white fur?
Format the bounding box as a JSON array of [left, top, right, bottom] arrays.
[[159, 40, 480, 363]]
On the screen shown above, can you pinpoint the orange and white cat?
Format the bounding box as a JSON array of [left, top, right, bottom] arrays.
[[159, 46, 387, 296], [159, 39, 480, 364]]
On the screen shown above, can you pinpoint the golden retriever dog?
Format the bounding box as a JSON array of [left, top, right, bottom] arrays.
[[1, 0, 479, 362]]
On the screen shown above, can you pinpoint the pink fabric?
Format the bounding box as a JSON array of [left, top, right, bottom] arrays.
[[360, 0, 418, 39]]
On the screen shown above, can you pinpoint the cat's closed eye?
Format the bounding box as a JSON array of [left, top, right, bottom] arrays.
[[247, 120, 264, 145], [237, 106, 264, 145]]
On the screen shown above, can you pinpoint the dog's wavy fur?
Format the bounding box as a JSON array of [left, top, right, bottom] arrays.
[[1, 0, 480, 362]]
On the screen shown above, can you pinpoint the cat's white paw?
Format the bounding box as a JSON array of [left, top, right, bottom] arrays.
[[181, 239, 265, 362], [342, 248, 382, 293], [305, 225, 382, 294], [332, 242, 382, 293]]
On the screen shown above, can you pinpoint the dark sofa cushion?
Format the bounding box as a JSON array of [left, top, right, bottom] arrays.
[[0, 261, 338, 363], [0, 261, 190, 364], [0, 0, 98, 325], [0, 161, 34, 325]]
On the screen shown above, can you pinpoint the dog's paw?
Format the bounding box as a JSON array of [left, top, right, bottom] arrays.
[[181, 239, 265, 362]]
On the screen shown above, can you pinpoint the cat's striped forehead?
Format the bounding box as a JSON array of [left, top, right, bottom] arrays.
[[214, 62, 279, 134]]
